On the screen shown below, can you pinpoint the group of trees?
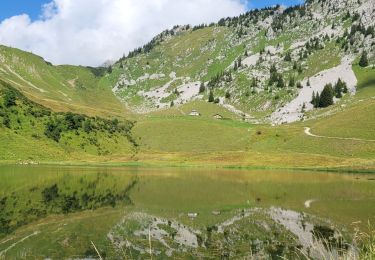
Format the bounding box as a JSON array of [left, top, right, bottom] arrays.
[[44, 113, 134, 143], [268, 64, 285, 88], [207, 70, 232, 88], [271, 5, 306, 32], [311, 79, 348, 108], [0, 82, 138, 154], [1, 88, 17, 128], [192, 24, 208, 31], [233, 57, 242, 71], [208, 90, 220, 103], [216, 2, 306, 30], [3, 89, 16, 107], [338, 15, 374, 52], [1, 84, 51, 129]]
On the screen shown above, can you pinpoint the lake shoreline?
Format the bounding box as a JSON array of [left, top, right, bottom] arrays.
[[1, 159, 374, 174]]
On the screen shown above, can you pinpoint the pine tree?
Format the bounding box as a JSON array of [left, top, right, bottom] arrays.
[[251, 78, 258, 88], [334, 78, 345, 98], [316, 92, 320, 108], [208, 90, 214, 102], [311, 91, 316, 106], [277, 75, 285, 88], [307, 78, 311, 87], [359, 51, 369, 67], [298, 65, 303, 74], [199, 83, 205, 93], [319, 84, 334, 107], [284, 52, 292, 62], [293, 61, 298, 70], [237, 57, 242, 68], [289, 77, 295, 88], [343, 83, 348, 93]]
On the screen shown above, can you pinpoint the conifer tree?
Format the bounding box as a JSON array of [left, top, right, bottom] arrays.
[[199, 83, 205, 93], [237, 57, 242, 67], [284, 52, 292, 62], [319, 84, 334, 107], [277, 75, 285, 88], [208, 90, 214, 102], [289, 77, 295, 88], [359, 51, 369, 67], [334, 78, 346, 98], [311, 91, 316, 106]]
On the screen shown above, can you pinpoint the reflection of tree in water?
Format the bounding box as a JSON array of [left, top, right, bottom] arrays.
[[312, 225, 349, 252]]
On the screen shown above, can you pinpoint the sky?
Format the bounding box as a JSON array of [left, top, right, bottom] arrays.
[[0, 0, 304, 66]]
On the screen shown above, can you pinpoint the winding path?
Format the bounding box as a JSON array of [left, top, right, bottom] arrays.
[[304, 127, 375, 142]]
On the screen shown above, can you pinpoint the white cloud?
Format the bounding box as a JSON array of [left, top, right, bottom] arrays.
[[0, 0, 247, 66]]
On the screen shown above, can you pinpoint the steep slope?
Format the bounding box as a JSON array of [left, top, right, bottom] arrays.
[[107, 0, 374, 123], [0, 45, 128, 118], [0, 82, 137, 162]]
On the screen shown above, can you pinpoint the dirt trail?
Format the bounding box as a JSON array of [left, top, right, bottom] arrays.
[[304, 127, 375, 142]]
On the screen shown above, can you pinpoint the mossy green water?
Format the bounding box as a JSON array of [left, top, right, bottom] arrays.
[[0, 165, 374, 258]]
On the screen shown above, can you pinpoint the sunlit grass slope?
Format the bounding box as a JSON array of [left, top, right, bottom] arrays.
[[0, 45, 127, 118]]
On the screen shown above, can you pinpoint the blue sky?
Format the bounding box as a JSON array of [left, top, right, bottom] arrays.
[[0, 0, 49, 21], [0, 0, 303, 22], [247, 0, 303, 10]]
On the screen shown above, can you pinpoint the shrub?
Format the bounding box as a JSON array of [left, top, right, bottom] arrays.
[[3, 89, 16, 107], [83, 119, 92, 133], [44, 120, 62, 142], [2, 115, 10, 128], [42, 184, 59, 204]]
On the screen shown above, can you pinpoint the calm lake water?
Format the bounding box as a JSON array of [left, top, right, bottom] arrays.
[[0, 165, 374, 258], [1, 165, 374, 226]]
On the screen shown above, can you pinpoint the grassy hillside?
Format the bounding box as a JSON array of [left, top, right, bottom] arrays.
[[0, 81, 137, 162], [0, 45, 127, 118]]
